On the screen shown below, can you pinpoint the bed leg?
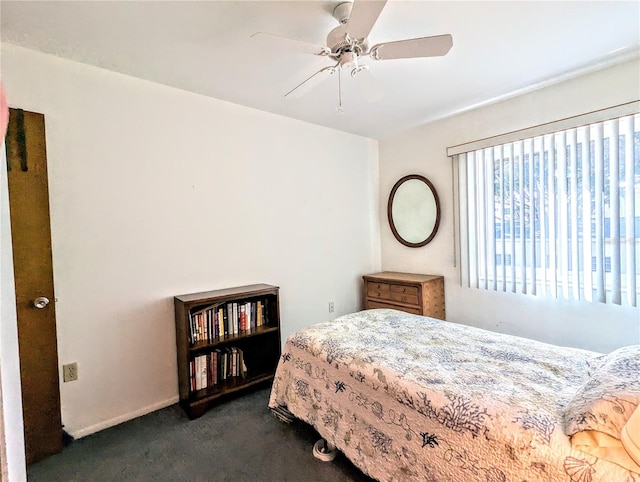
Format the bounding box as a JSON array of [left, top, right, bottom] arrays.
[[313, 438, 338, 462]]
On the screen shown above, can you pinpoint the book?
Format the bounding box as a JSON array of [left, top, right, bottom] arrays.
[[232, 302, 238, 334], [188, 311, 194, 344], [214, 348, 222, 384], [257, 300, 262, 326], [200, 354, 208, 390], [189, 359, 195, 391], [194, 356, 201, 391], [246, 302, 253, 331], [231, 347, 237, 377], [212, 350, 218, 386], [239, 348, 247, 378]]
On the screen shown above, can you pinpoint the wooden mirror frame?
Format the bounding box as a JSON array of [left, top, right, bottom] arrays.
[[387, 174, 441, 248]]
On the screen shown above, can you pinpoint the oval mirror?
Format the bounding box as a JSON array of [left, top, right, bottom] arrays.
[[387, 175, 441, 248]]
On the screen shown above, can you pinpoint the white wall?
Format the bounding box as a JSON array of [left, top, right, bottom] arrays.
[[1, 44, 380, 438], [379, 58, 640, 354], [0, 145, 27, 481]]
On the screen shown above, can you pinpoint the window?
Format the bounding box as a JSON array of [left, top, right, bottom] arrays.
[[451, 105, 639, 307]]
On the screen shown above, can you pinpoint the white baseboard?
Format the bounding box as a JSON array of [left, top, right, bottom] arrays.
[[68, 396, 179, 439]]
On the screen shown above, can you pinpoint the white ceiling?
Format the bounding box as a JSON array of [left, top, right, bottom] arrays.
[[1, 1, 639, 139]]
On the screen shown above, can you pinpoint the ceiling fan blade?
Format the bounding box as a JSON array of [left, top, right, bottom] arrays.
[[251, 32, 330, 56], [370, 34, 453, 61], [285, 65, 338, 99], [351, 66, 384, 103], [345, 0, 387, 41]]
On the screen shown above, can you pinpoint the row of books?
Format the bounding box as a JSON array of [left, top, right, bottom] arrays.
[[189, 299, 269, 345], [190, 346, 246, 392]]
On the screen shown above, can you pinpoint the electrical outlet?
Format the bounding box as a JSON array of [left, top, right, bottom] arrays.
[[63, 362, 78, 382], [328, 301, 335, 313]]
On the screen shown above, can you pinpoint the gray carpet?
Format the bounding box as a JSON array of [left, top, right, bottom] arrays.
[[27, 386, 374, 481]]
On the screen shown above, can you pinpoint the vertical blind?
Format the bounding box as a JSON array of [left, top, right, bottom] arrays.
[[452, 108, 639, 307]]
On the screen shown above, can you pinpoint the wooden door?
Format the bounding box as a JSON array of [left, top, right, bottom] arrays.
[[5, 108, 62, 464]]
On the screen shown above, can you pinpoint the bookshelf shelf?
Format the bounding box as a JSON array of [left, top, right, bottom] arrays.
[[188, 370, 277, 403], [174, 284, 281, 419], [188, 324, 280, 353]]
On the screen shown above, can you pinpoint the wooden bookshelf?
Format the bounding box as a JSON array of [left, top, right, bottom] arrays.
[[174, 284, 281, 419]]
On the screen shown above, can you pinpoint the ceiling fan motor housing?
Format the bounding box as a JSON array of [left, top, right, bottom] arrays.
[[327, 24, 369, 55]]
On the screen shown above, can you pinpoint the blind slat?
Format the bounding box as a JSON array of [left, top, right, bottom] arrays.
[[467, 153, 478, 288], [517, 141, 526, 293], [527, 139, 536, 294], [477, 150, 487, 289], [458, 153, 470, 287], [609, 120, 621, 304], [488, 149, 497, 292], [499, 147, 506, 291], [623, 116, 636, 306], [486, 149, 498, 291], [557, 131, 570, 298], [580, 125, 593, 302], [508, 143, 516, 293], [539, 137, 548, 296], [568, 129, 580, 300], [547, 135, 557, 297], [594, 123, 605, 302]]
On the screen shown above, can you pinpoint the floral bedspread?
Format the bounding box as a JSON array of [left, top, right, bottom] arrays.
[[268, 309, 636, 482]]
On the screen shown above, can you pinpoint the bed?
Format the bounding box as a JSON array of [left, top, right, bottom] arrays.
[[268, 309, 640, 481]]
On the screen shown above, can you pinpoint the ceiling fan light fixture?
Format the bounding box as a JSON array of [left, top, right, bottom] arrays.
[[351, 64, 369, 78], [339, 51, 358, 71]]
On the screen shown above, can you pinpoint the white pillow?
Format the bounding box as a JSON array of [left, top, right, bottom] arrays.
[[564, 344, 640, 439]]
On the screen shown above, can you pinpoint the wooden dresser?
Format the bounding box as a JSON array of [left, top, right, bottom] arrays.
[[362, 272, 445, 320]]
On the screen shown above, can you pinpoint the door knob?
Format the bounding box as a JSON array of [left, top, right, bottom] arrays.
[[33, 297, 50, 309]]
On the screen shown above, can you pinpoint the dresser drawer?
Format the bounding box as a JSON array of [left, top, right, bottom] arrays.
[[366, 300, 422, 315], [389, 284, 419, 305], [366, 282, 391, 299]]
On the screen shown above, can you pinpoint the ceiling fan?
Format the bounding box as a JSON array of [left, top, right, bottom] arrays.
[[251, 0, 453, 105]]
